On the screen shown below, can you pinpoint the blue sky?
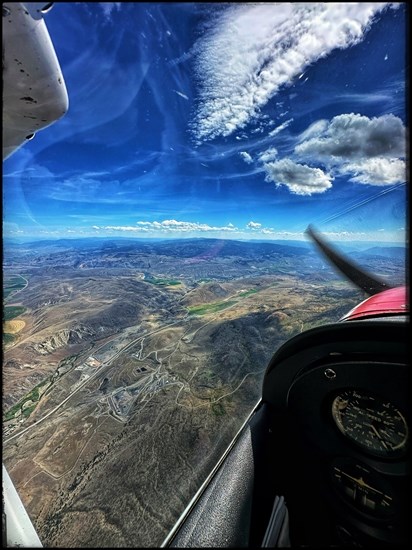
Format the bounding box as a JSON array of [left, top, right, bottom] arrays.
[[3, 2, 407, 242]]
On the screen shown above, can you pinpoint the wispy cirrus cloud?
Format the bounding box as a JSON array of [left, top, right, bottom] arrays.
[[191, 2, 394, 141], [48, 177, 121, 203], [173, 89, 189, 100], [99, 3, 121, 21], [268, 119, 293, 138]]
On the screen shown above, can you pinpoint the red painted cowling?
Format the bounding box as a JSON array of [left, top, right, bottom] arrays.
[[341, 286, 408, 321]]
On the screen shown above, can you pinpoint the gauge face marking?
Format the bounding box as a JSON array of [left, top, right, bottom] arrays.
[[331, 390, 408, 457], [330, 458, 394, 517]]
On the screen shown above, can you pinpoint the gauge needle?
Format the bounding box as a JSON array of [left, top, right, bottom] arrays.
[[368, 423, 389, 449]]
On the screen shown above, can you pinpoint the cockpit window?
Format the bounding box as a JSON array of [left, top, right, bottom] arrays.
[[3, 3, 406, 547]]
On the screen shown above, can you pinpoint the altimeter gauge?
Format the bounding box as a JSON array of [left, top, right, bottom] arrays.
[[331, 389, 408, 458]]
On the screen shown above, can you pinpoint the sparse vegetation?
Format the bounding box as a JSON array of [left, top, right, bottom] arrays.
[[3, 275, 27, 299], [212, 402, 226, 416]]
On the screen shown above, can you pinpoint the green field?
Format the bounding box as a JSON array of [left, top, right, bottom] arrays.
[[4, 378, 52, 422], [188, 300, 238, 315], [3, 305, 26, 321], [188, 288, 259, 316], [22, 404, 37, 418], [145, 276, 181, 286], [3, 333, 15, 345], [238, 288, 259, 298], [4, 275, 26, 299]]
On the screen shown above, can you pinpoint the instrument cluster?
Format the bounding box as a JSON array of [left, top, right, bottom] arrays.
[[263, 319, 409, 546], [287, 359, 409, 544], [327, 388, 408, 526]]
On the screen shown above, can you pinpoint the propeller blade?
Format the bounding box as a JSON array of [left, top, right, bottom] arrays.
[[305, 225, 393, 295]]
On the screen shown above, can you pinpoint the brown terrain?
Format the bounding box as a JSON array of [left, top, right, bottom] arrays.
[[3, 238, 404, 547]]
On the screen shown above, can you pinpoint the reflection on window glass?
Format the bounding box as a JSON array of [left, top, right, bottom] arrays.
[[3, 3, 406, 547]]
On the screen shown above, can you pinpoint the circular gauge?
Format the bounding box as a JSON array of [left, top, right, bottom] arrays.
[[330, 457, 395, 518], [331, 389, 408, 458]]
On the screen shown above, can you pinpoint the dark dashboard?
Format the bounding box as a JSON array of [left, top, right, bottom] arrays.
[[262, 317, 409, 547]]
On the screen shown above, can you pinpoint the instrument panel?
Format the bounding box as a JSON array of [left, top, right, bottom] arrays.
[[262, 319, 409, 546], [290, 364, 408, 544]]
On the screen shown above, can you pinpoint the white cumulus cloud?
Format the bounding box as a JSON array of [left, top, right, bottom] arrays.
[[293, 113, 406, 186], [95, 225, 148, 232], [105, 220, 239, 234], [240, 151, 253, 164], [263, 158, 333, 195], [258, 147, 278, 163], [247, 221, 262, 229], [295, 113, 406, 160], [191, 2, 392, 141], [339, 157, 406, 185]]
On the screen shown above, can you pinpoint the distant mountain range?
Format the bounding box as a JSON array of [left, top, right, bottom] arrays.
[[3, 237, 406, 260], [350, 247, 406, 260]]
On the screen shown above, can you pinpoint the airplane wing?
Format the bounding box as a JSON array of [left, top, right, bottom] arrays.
[[3, 3, 68, 546], [2, 2, 68, 160]]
